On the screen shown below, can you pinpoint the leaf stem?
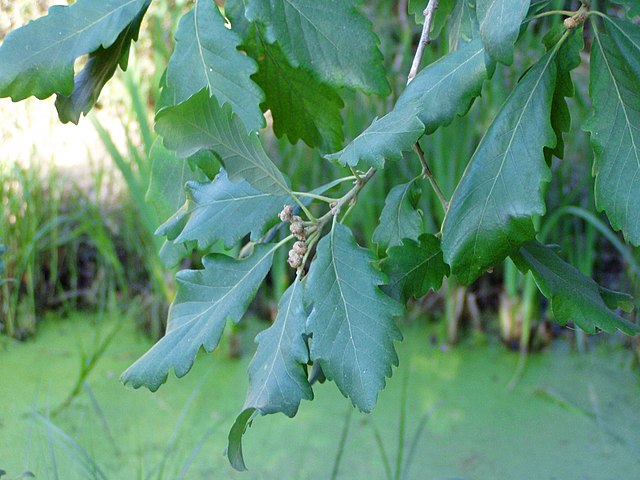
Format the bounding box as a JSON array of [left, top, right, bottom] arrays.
[[413, 143, 448, 211], [292, 191, 337, 203], [405, 0, 449, 212], [532, 10, 576, 20], [291, 195, 317, 222], [317, 167, 377, 228]]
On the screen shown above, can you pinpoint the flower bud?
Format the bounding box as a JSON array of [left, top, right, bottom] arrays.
[[293, 241, 307, 255], [278, 205, 294, 222]]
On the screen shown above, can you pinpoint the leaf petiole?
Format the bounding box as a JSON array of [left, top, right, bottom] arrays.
[[292, 191, 337, 203]]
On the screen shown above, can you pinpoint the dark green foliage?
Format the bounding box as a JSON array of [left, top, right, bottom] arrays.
[[327, 39, 492, 168], [512, 241, 640, 335], [228, 278, 313, 470], [157, 168, 290, 249], [305, 223, 403, 412], [442, 47, 558, 284], [164, 0, 264, 132], [121, 244, 277, 391], [3, 0, 640, 472], [381, 234, 449, 302], [584, 17, 640, 245], [0, 0, 149, 103], [373, 180, 423, 251]]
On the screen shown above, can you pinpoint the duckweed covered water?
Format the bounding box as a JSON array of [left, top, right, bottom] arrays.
[[1, 312, 639, 479]]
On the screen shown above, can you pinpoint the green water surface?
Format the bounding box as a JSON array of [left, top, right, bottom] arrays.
[[1, 312, 639, 479]]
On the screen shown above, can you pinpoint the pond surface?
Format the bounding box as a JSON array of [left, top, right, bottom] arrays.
[[1, 312, 639, 479]]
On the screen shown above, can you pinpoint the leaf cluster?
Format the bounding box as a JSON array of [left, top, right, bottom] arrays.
[[2, 0, 640, 471]]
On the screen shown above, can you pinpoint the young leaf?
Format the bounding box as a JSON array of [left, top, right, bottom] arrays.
[[305, 223, 403, 412], [381, 234, 449, 302], [543, 27, 584, 163], [327, 39, 492, 169], [54, 1, 150, 124], [164, 0, 264, 133], [441, 48, 557, 285], [245, 0, 390, 95], [584, 18, 640, 246], [476, 0, 530, 65], [372, 181, 423, 251], [121, 244, 277, 391], [449, 0, 480, 51], [228, 278, 313, 471], [155, 90, 291, 195], [0, 0, 149, 101], [158, 168, 291, 250], [252, 37, 344, 151], [512, 241, 640, 335]]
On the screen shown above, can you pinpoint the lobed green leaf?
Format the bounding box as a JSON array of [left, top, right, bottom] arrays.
[[0, 0, 149, 101], [327, 39, 492, 169], [476, 0, 530, 65], [121, 244, 277, 391], [157, 168, 291, 250], [146, 140, 212, 267], [512, 241, 640, 335], [245, 0, 389, 95], [543, 27, 584, 163], [442, 47, 558, 285], [55, 1, 150, 124], [305, 223, 403, 412], [164, 0, 264, 132], [381, 234, 449, 302], [251, 38, 344, 151], [584, 17, 640, 246], [373, 180, 423, 251], [228, 278, 313, 471], [155, 90, 290, 195]]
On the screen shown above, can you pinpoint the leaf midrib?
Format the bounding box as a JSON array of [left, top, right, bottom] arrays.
[[469, 50, 555, 261]]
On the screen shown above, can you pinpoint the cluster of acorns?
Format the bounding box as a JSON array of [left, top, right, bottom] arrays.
[[278, 205, 309, 270]]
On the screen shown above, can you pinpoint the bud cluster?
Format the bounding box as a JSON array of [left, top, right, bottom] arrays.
[[279, 205, 309, 271]]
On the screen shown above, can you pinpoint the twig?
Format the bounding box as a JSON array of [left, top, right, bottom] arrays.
[[407, 0, 439, 84], [406, 1, 448, 212], [317, 168, 376, 227]]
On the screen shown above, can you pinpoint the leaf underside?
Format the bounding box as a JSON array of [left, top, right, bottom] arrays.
[[157, 168, 290, 250], [513, 241, 640, 335], [584, 18, 640, 246], [0, 0, 149, 101], [305, 223, 403, 412], [164, 0, 264, 132], [442, 47, 558, 285], [155, 90, 290, 195], [120, 244, 276, 391], [327, 39, 492, 169], [245, 0, 389, 95], [228, 278, 313, 471], [54, 0, 150, 124]]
